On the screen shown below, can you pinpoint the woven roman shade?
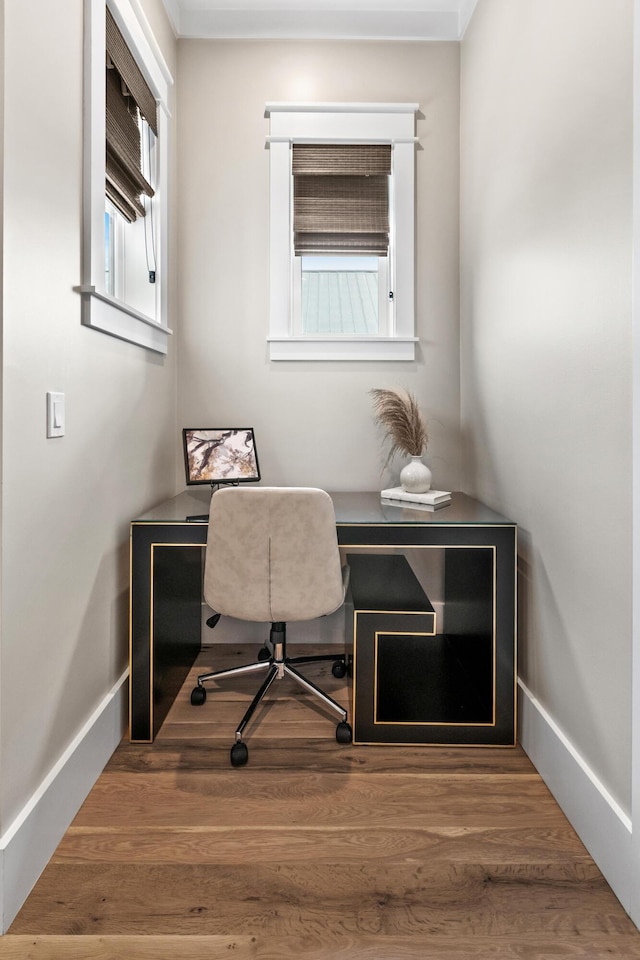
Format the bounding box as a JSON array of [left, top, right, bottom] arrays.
[[106, 7, 156, 222], [292, 144, 392, 256]]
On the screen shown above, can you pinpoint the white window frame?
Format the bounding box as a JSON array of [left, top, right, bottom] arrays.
[[266, 102, 419, 362], [78, 0, 173, 354]]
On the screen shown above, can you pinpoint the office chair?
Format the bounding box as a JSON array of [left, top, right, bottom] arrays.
[[190, 486, 352, 766]]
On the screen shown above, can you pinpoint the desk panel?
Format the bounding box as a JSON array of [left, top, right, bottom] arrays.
[[129, 491, 516, 743], [130, 523, 206, 740], [343, 530, 515, 745]]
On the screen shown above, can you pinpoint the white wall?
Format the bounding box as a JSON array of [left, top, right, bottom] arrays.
[[460, 0, 633, 883], [175, 40, 462, 494], [0, 0, 178, 929]]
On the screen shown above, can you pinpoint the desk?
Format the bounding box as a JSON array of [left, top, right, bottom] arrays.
[[130, 490, 517, 744]]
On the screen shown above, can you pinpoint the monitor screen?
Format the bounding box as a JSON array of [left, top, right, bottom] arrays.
[[182, 428, 261, 485]]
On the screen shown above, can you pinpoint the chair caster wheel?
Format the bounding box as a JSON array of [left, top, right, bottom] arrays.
[[336, 721, 352, 744], [230, 742, 248, 767], [331, 660, 347, 678], [190, 686, 206, 706], [258, 645, 271, 661]]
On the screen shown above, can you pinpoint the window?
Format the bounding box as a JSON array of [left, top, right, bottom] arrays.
[[77, 0, 173, 354], [292, 143, 391, 337], [266, 102, 418, 361]]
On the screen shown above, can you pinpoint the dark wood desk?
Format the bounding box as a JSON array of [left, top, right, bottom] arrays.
[[129, 490, 517, 744]]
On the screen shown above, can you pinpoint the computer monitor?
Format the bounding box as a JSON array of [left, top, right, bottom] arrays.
[[182, 428, 261, 485]]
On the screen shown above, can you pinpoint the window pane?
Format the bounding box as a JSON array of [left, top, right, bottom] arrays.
[[104, 207, 114, 295], [301, 256, 379, 334]]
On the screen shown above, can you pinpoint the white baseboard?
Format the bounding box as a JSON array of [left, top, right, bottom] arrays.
[[0, 670, 129, 933], [518, 680, 635, 920]]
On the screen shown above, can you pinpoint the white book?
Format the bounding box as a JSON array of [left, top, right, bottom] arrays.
[[381, 498, 444, 512], [381, 486, 452, 506]]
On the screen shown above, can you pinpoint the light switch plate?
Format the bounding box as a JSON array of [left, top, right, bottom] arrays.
[[46, 391, 65, 438]]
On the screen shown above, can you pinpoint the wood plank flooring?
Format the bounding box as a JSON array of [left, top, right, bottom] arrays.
[[4, 644, 640, 959]]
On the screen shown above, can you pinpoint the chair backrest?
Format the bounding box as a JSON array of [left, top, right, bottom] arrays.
[[204, 486, 345, 623]]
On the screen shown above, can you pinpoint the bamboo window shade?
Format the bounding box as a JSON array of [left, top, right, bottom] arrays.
[[106, 7, 157, 222], [292, 144, 392, 256]]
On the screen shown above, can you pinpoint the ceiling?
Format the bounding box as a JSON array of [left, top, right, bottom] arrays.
[[161, 0, 478, 40]]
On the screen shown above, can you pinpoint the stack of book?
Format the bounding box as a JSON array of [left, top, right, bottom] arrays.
[[380, 487, 452, 508]]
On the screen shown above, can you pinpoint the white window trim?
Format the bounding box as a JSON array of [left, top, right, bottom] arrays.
[[265, 102, 419, 362], [77, 0, 173, 354]]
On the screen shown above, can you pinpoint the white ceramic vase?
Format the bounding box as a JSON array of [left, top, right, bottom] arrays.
[[400, 456, 432, 494]]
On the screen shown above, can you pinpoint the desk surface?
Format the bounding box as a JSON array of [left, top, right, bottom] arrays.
[[133, 489, 515, 527]]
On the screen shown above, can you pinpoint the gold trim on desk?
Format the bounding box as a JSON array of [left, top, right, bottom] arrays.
[[129, 538, 206, 743], [349, 541, 512, 742], [372, 630, 497, 728], [338, 521, 516, 534], [149, 541, 206, 739]]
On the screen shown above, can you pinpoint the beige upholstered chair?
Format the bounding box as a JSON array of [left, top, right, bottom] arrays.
[[190, 486, 352, 766]]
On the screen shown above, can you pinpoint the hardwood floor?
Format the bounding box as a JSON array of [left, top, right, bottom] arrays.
[[4, 644, 640, 959]]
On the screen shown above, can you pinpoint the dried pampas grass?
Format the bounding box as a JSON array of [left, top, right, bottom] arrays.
[[370, 388, 428, 469]]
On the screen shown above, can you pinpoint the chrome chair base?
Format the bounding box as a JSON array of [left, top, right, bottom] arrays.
[[191, 621, 352, 765]]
